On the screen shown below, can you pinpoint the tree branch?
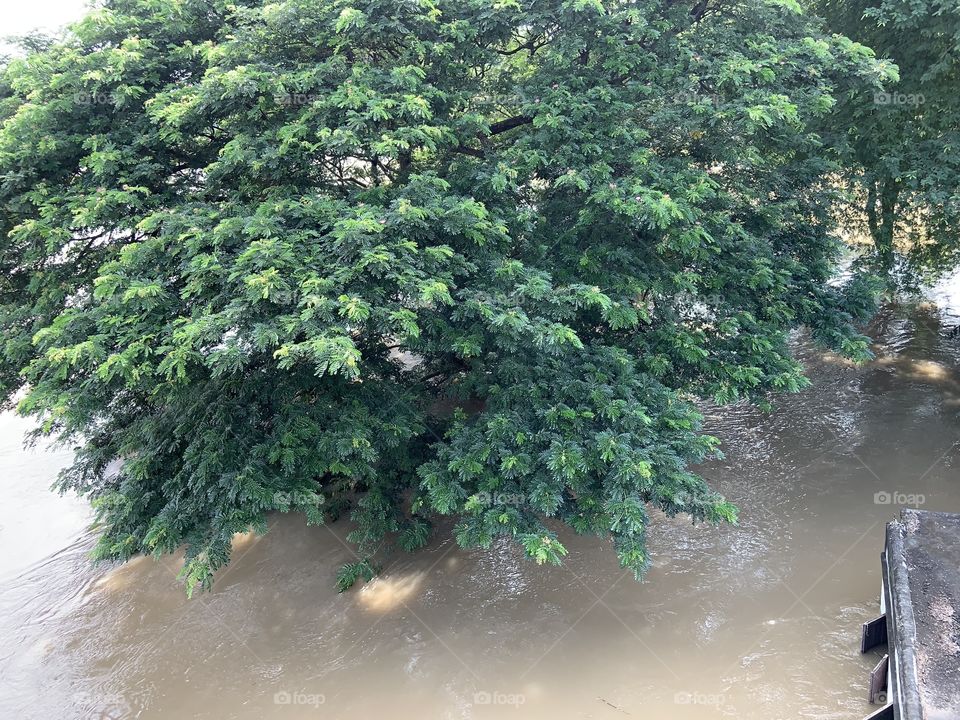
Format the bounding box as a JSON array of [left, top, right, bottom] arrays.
[[450, 115, 535, 160], [489, 115, 534, 135], [452, 144, 486, 158]]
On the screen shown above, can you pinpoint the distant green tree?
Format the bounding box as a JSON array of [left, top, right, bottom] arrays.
[[812, 0, 960, 286], [1, 0, 881, 593]]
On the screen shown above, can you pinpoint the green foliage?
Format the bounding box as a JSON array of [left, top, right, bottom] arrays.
[[336, 559, 379, 592], [0, 0, 883, 593], [812, 0, 960, 286]]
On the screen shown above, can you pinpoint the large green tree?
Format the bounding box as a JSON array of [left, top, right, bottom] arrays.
[[813, 0, 960, 285], [1, 0, 881, 593]]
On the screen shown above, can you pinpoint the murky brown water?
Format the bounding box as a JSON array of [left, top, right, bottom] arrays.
[[2, 274, 959, 720]]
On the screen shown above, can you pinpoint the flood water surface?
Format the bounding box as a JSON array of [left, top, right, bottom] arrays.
[[2, 277, 960, 720]]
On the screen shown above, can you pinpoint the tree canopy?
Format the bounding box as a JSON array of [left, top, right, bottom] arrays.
[[813, 0, 960, 286], [0, 0, 883, 593]]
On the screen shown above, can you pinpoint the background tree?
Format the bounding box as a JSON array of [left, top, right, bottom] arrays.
[[812, 0, 960, 287], [1, 0, 881, 593]]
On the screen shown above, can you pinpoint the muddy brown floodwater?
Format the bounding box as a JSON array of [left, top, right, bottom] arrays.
[[2, 273, 960, 720]]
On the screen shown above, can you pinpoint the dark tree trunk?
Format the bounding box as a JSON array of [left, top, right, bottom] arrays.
[[866, 176, 899, 273]]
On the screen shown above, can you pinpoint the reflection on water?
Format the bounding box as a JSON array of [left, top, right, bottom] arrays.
[[357, 572, 428, 613], [0, 413, 90, 580], [2, 272, 960, 719]]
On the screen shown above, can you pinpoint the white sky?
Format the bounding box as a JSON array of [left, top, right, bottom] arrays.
[[1, 0, 94, 54]]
